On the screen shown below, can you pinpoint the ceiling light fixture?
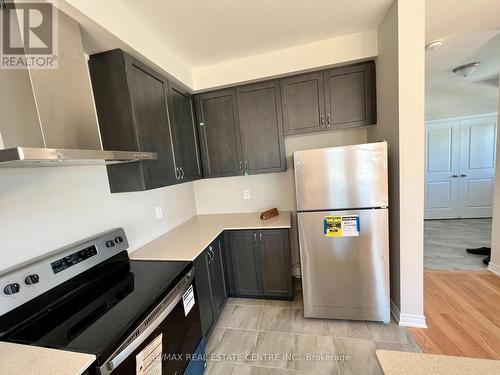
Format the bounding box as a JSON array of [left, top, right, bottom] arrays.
[[425, 39, 444, 50], [452, 62, 480, 77]]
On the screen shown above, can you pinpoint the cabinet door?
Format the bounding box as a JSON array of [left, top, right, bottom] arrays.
[[168, 83, 201, 182], [195, 89, 244, 178], [124, 55, 177, 188], [258, 230, 293, 298], [208, 238, 227, 319], [236, 81, 286, 174], [280, 72, 325, 136], [324, 62, 376, 129], [193, 250, 215, 338], [227, 231, 263, 296]]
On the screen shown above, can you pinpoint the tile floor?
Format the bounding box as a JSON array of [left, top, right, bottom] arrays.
[[424, 218, 491, 271], [205, 293, 421, 375]]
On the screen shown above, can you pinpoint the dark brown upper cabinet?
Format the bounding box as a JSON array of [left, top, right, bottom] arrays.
[[281, 72, 325, 136], [195, 82, 286, 179], [168, 83, 202, 182], [324, 62, 376, 129], [281, 61, 376, 136], [195, 89, 244, 178], [236, 81, 286, 174], [89, 50, 176, 192]]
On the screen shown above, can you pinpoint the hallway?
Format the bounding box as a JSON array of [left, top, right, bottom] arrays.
[[424, 219, 491, 271]]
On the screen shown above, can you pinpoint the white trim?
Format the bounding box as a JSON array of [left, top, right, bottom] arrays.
[[390, 299, 427, 328], [488, 261, 500, 276], [426, 112, 497, 124]]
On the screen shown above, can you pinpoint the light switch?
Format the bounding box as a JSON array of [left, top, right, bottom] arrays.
[[243, 189, 251, 200]]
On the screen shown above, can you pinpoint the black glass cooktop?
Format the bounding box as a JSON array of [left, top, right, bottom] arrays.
[[0, 251, 190, 360]]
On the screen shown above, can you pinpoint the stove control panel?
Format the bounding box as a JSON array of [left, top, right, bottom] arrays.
[[51, 245, 98, 274], [0, 228, 128, 315]]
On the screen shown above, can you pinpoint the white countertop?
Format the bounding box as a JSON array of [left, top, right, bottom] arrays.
[[130, 211, 292, 261], [376, 350, 500, 375], [0, 342, 95, 375]]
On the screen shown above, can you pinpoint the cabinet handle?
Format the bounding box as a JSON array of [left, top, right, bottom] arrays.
[[460, 174, 467, 177], [206, 251, 211, 264], [254, 233, 257, 244], [451, 174, 459, 178], [244, 161, 248, 174], [327, 113, 331, 127], [175, 167, 180, 180], [259, 233, 262, 243], [180, 167, 184, 179], [320, 114, 325, 127], [239, 161, 243, 173]]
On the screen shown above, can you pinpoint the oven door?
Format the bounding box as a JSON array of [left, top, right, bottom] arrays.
[[100, 269, 204, 375]]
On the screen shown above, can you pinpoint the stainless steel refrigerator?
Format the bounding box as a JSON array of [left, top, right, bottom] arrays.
[[294, 142, 390, 323]]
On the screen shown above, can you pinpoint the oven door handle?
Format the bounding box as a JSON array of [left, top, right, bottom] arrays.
[[100, 269, 194, 375]]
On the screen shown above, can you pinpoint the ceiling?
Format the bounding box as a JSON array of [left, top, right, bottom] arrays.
[[425, 0, 500, 119], [118, 0, 392, 67]]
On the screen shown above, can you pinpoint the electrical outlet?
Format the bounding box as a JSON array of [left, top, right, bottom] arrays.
[[155, 206, 163, 219], [243, 189, 251, 200]]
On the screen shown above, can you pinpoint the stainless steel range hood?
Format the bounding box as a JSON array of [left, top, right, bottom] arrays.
[[0, 147, 157, 168], [0, 6, 157, 168]]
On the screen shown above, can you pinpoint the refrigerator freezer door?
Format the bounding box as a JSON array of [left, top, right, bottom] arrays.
[[294, 142, 388, 211], [298, 209, 390, 322]]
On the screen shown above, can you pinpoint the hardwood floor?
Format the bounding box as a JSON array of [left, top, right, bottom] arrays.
[[409, 270, 500, 359]]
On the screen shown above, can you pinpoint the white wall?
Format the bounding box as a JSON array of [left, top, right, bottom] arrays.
[[58, 2, 377, 93], [368, 1, 401, 311], [194, 128, 368, 266], [0, 167, 197, 272], [58, 0, 193, 87], [368, 0, 426, 327], [192, 30, 378, 91], [489, 78, 500, 276]]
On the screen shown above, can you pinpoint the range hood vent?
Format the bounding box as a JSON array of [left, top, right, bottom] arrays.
[[0, 5, 157, 168], [0, 148, 157, 168]]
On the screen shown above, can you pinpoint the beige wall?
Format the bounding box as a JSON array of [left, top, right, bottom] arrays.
[[368, 0, 426, 326], [397, 0, 425, 322], [489, 78, 500, 275], [0, 167, 197, 272], [59, 0, 193, 87], [192, 30, 377, 91], [194, 128, 368, 265], [59, 1, 377, 93], [368, 2, 401, 308]]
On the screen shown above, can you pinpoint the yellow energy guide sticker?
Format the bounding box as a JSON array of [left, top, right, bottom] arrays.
[[324, 216, 360, 237]]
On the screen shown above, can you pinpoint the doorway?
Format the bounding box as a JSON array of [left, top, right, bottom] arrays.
[[424, 114, 497, 220]]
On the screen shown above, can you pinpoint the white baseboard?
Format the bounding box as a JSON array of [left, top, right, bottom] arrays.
[[488, 262, 500, 276], [390, 299, 427, 328]]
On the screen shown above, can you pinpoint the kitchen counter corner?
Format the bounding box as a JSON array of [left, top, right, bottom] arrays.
[[130, 211, 291, 262]]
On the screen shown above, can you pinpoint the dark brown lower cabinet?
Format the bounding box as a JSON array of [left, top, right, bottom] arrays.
[[225, 229, 293, 299], [193, 235, 227, 338]]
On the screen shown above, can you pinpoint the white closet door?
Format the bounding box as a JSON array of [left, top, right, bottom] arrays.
[[458, 117, 497, 218], [424, 121, 461, 219]]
